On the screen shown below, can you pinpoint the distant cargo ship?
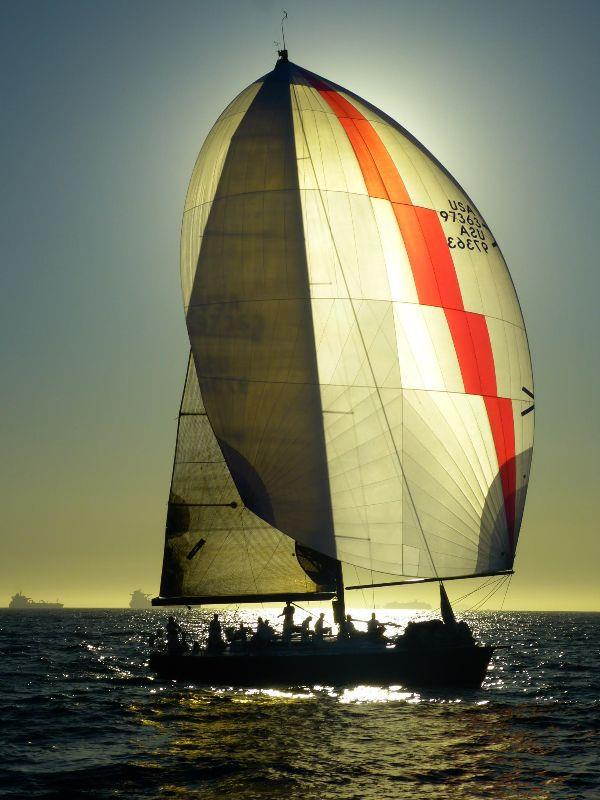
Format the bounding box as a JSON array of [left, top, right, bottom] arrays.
[[129, 590, 152, 609], [384, 601, 432, 611], [8, 592, 63, 609]]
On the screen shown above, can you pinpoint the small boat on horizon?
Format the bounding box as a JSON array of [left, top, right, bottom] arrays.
[[149, 49, 534, 689]]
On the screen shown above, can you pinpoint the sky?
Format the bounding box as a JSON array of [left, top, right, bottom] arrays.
[[1, 0, 598, 610]]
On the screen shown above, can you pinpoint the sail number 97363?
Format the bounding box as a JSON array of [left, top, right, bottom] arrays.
[[439, 205, 490, 254], [447, 236, 489, 253]]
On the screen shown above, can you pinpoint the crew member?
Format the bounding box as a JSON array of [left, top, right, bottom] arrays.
[[300, 616, 313, 642], [166, 616, 182, 654], [207, 613, 224, 651], [344, 614, 357, 638], [367, 612, 386, 642], [232, 622, 248, 643], [263, 620, 277, 643], [279, 601, 295, 641], [314, 613, 331, 641]]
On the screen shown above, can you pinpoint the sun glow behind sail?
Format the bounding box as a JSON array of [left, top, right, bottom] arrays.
[[179, 57, 534, 583]]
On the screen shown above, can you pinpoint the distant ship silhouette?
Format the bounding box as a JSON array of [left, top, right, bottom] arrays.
[[129, 590, 152, 609], [384, 600, 432, 611], [9, 592, 63, 609]]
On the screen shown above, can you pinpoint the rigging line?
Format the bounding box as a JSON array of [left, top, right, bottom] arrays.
[[299, 82, 378, 575], [459, 576, 504, 612], [468, 575, 508, 612], [500, 572, 512, 611], [354, 565, 368, 611], [466, 575, 506, 611], [473, 577, 508, 612], [453, 575, 499, 605], [239, 511, 259, 596], [371, 568, 375, 611], [290, 80, 440, 581]]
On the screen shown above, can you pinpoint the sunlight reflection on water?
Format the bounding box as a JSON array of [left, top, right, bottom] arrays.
[[0, 609, 598, 800]]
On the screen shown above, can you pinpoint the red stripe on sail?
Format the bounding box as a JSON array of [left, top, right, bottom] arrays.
[[339, 118, 387, 199], [315, 86, 367, 119], [392, 204, 441, 306], [303, 71, 517, 552], [414, 207, 464, 310], [467, 313, 498, 397], [316, 84, 411, 203], [444, 309, 482, 394], [353, 118, 412, 204]]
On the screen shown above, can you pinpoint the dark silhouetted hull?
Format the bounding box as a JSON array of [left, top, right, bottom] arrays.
[[150, 643, 494, 689]]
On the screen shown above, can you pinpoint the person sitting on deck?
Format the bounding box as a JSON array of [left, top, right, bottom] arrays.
[[263, 620, 277, 643], [344, 614, 358, 638], [231, 622, 248, 643], [180, 630, 190, 653], [252, 617, 274, 646], [279, 601, 295, 642], [300, 616, 313, 642], [367, 613, 386, 643], [207, 613, 225, 651], [313, 613, 331, 642], [251, 617, 266, 645], [166, 616, 182, 654]]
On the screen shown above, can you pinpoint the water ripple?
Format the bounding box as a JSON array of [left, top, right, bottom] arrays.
[[0, 609, 598, 799]]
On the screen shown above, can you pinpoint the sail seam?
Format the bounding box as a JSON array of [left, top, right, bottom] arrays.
[[185, 296, 527, 335], [180, 371, 531, 403]]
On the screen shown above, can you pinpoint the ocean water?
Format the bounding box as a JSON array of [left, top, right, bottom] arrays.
[[0, 609, 598, 800]]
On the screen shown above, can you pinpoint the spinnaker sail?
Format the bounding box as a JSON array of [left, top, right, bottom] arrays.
[[176, 54, 533, 587]]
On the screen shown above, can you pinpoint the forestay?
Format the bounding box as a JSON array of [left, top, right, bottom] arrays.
[[180, 56, 534, 581]]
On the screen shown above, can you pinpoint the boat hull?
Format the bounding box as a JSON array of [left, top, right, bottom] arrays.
[[149, 643, 494, 689]]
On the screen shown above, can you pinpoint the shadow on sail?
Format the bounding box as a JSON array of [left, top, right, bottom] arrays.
[[476, 447, 534, 574]]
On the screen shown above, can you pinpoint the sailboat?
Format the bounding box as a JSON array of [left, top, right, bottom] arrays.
[[150, 50, 534, 688]]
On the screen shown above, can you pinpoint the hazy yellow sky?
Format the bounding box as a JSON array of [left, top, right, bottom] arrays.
[[1, 1, 598, 610]]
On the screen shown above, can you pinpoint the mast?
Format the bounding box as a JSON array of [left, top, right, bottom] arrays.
[[332, 560, 345, 627]]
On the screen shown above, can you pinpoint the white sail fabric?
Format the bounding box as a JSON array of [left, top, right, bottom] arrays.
[[181, 58, 534, 579]]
